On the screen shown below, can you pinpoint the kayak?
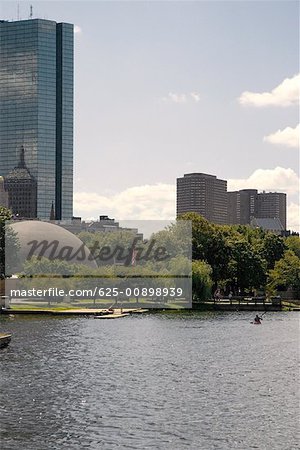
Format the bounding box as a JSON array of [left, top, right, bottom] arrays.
[[250, 321, 261, 325]]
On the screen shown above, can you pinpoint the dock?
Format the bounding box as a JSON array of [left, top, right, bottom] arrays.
[[0, 307, 149, 316], [201, 298, 283, 311], [0, 333, 11, 349]]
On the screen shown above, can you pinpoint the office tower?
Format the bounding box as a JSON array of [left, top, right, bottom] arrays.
[[4, 145, 37, 218], [227, 189, 258, 225], [177, 173, 227, 224], [227, 189, 287, 230], [0, 18, 73, 220], [257, 192, 286, 230]]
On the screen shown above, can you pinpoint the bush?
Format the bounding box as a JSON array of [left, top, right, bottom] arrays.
[[192, 260, 213, 302]]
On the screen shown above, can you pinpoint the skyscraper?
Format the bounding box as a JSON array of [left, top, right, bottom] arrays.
[[227, 189, 287, 230], [176, 173, 227, 224], [257, 192, 286, 230], [0, 18, 73, 220], [227, 189, 258, 225], [4, 145, 37, 218]]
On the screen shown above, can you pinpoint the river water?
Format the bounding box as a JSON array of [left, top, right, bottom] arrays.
[[0, 311, 299, 450]]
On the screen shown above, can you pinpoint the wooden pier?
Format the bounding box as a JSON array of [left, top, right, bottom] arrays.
[[0, 333, 11, 349], [0, 307, 148, 317]]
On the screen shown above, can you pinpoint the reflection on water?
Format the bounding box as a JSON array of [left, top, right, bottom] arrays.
[[0, 312, 299, 449]]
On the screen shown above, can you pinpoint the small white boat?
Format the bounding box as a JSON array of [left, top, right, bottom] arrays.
[[94, 313, 129, 319]]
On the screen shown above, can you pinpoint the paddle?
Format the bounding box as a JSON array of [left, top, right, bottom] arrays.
[[250, 311, 266, 324]]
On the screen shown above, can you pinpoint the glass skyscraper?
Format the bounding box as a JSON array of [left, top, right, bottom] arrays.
[[0, 18, 73, 220]]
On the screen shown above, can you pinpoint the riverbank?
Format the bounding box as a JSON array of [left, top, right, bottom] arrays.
[[0, 299, 300, 316], [0, 306, 149, 316]]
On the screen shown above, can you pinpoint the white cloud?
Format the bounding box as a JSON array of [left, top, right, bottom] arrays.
[[287, 202, 300, 232], [74, 25, 82, 34], [264, 124, 299, 149], [238, 73, 300, 107], [162, 92, 200, 103], [228, 167, 299, 195], [170, 93, 187, 103], [74, 183, 176, 220], [190, 92, 200, 103]]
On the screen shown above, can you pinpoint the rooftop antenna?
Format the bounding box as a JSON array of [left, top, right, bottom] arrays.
[[30, 5, 33, 19], [17, 3, 20, 20]]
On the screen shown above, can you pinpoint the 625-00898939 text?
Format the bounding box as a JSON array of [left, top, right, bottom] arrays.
[[96, 287, 184, 298]]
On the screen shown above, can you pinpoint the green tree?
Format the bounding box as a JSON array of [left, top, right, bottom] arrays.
[[0, 207, 19, 279], [205, 228, 232, 284], [179, 212, 214, 261], [22, 256, 87, 276], [179, 213, 232, 284], [256, 233, 286, 270], [0, 207, 12, 276], [192, 260, 213, 302], [285, 235, 300, 258], [267, 250, 300, 295], [78, 229, 141, 266], [228, 239, 266, 292], [168, 255, 191, 276]]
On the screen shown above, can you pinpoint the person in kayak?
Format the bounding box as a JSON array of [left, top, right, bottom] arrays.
[[254, 314, 262, 324]]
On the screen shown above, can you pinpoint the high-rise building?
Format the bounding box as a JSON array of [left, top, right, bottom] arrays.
[[227, 189, 287, 230], [257, 192, 286, 230], [4, 146, 37, 218], [176, 173, 227, 224], [227, 189, 258, 225], [0, 18, 73, 220]]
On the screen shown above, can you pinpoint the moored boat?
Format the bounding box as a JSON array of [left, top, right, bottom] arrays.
[[94, 313, 129, 319], [0, 333, 11, 348]]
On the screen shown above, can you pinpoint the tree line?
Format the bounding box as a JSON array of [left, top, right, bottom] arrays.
[[1, 207, 299, 302], [180, 212, 300, 301]]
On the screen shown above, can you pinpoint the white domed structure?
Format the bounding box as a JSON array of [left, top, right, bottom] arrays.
[[6, 220, 98, 275]]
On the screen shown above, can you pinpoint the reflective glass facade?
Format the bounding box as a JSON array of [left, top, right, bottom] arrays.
[[0, 19, 73, 220]]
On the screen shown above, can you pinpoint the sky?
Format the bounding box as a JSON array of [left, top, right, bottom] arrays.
[[1, 1, 299, 230]]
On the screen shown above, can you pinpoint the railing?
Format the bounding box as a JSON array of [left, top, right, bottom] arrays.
[[208, 295, 281, 308]]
